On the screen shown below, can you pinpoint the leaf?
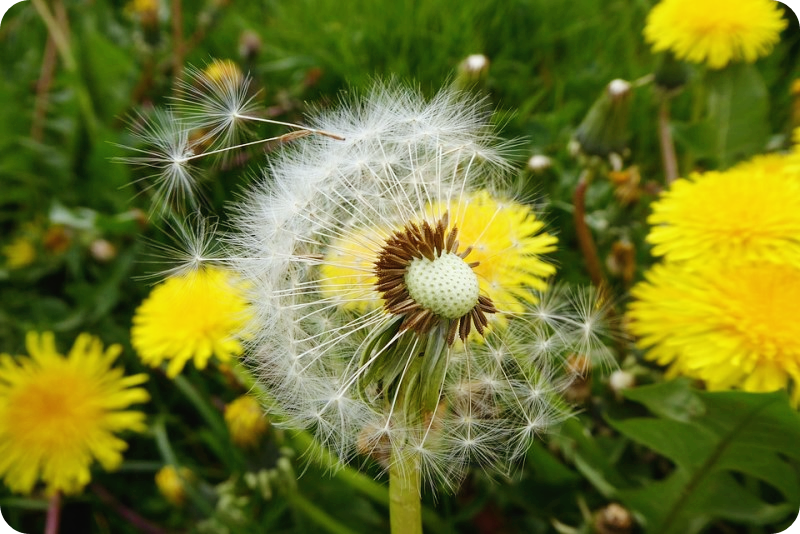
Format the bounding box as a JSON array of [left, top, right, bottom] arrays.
[[608, 379, 800, 534], [672, 63, 770, 169]]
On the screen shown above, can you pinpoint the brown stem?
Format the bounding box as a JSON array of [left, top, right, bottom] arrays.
[[31, 34, 58, 141], [91, 483, 170, 534], [170, 0, 184, 90], [573, 169, 605, 289], [658, 98, 679, 185], [45, 492, 61, 534]]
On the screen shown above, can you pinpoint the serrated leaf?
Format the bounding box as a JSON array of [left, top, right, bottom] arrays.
[[607, 379, 800, 534]]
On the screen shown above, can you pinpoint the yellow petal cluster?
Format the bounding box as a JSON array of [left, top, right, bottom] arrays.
[[647, 166, 800, 267], [0, 332, 149, 495], [644, 0, 786, 69], [155, 465, 194, 506], [131, 266, 252, 378], [224, 395, 269, 448], [629, 261, 800, 404], [320, 190, 557, 319], [631, 152, 800, 403]]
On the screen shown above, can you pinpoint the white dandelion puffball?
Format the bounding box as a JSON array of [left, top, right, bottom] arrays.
[[229, 82, 609, 489]]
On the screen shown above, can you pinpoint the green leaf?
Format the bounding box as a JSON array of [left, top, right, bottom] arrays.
[[608, 379, 800, 534], [672, 63, 770, 169]]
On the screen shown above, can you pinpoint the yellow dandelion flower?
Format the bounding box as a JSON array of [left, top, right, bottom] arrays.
[[203, 59, 243, 88], [0, 332, 149, 495], [643, 0, 787, 69], [155, 465, 193, 506], [646, 167, 800, 266], [224, 395, 268, 448], [628, 261, 800, 404], [3, 237, 36, 269], [131, 266, 252, 378], [321, 190, 557, 320]]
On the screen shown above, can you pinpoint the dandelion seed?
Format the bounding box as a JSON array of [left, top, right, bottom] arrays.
[[0, 332, 149, 495]]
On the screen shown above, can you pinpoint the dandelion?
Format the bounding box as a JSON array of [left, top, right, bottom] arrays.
[[646, 165, 800, 266], [224, 395, 269, 448], [155, 465, 193, 506], [3, 236, 36, 269], [0, 332, 149, 495], [643, 0, 787, 69], [221, 82, 611, 502], [120, 65, 343, 214], [131, 265, 252, 378], [627, 260, 800, 404]]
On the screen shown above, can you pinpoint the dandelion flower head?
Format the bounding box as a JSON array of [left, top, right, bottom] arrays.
[[0, 332, 149, 495], [628, 261, 800, 404], [228, 83, 610, 487], [131, 265, 252, 378], [155, 465, 193, 506], [643, 0, 787, 69], [225, 395, 269, 448], [646, 165, 800, 267]]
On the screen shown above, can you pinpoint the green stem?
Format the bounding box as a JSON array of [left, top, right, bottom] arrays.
[[658, 97, 679, 184], [289, 492, 359, 534], [389, 451, 422, 534]]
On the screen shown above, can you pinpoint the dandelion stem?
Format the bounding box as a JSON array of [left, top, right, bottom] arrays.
[[658, 98, 679, 184], [44, 491, 61, 534], [91, 483, 169, 534], [389, 450, 422, 534], [573, 169, 606, 289], [288, 492, 359, 534], [170, 0, 185, 89]]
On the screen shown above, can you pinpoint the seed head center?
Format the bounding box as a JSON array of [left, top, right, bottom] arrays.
[[405, 253, 480, 320]]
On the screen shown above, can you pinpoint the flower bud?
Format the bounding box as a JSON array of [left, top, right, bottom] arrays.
[[605, 239, 636, 284], [654, 52, 688, 94], [455, 54, 490, 88], [239, 30, 262, 62], [527, 154, 553, 173], [224, 395, 269, 448], [155, 465, 194, 507], [572, 79, 632, 161], [89, 239, 117, 262], [593, 502, 634, 534]]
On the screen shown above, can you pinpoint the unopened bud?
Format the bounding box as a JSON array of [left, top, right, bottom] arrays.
[[593, 503, 634, 534], [605, 239, 636, 284], [455, 54, 490, 88], [90, 239, 117, 262], [527, 154, 552, 172], [239, 30, 262, 62], [573, 79, 632, 161], [608, 370, 635, 394], [654, 52, 688, 95]]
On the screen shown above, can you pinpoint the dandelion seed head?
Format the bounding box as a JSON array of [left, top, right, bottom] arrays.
[[223, 82, 609, 487]]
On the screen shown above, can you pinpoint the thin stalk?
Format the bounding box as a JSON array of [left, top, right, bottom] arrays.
[[289, 492, 359, 534], [573, 169, 605, 289], [170, 0, 185, 89], [389, 451, 422, 534], [658, 98, 679, 184], [44, 491, 61, 534], [91, 484, 168, 534], [30, 0, 98, 138], [32, 33, 58, 140]]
